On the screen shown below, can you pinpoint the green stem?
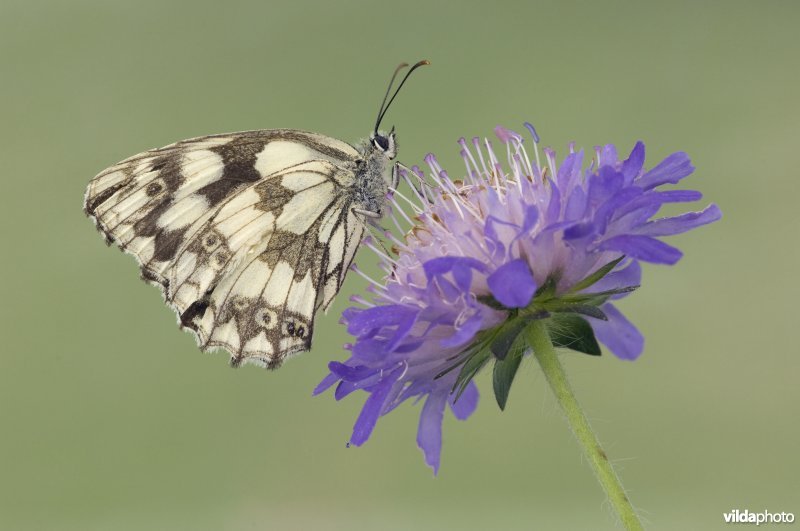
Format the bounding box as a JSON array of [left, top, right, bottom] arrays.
[[526, 320, 644, 531]]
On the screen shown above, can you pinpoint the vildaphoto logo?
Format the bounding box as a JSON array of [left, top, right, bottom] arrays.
[[723, 509, 795, 525]]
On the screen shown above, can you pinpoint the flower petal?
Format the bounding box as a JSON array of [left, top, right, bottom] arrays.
[[335, 380, 360, 401], [635, 204, 722, 237], [417, 392, 448, 474], [594, 187, 643, 233], [652, 190, 703, 203], [487, 259, 537, 308], [545, 180, 562, 223], [637, 151, 694, 190], [599, 235, 683, 265], [588, 259, 642, 297], [328, 361, 374, 382], [564, 185, 587, 220], [351, 338, 391, 362], [485, 215, 519, 258], [589, 166, 624, 205], [449, 381, 479, 420], [346, 305, 418, 337], [439, 311, 484, 348], [590, 303, 644, 360], [614, 190, 703, 222], [386, 309, 420, 352], [556, 150, 584, 190], [350, 366, 403, 446], [563, 221, 596, 240], [621, 141, 645, 184], [518, 205, 540, 236], [598, 144, 618, 167], [312, 373, 339, 396], [423, 256, 487, 292]]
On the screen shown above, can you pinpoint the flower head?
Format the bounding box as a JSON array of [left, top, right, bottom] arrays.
[[315, 124, 721, 473]]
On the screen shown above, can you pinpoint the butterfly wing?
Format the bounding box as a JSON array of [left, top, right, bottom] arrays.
[[85, 129, 367, 367]]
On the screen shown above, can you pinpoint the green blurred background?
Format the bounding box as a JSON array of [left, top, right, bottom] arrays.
[[1, 1, 797, 529]]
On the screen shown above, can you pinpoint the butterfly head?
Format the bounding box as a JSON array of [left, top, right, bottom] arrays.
[[370, 128, 397, 160]]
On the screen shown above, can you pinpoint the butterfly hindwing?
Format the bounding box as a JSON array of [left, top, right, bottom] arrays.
[[85, 130, 369, 367], [178, 159, 365, 367]]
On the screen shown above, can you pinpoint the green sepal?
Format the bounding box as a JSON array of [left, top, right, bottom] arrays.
[[490, 318, 531, 360], [551, 303, 608, 321], [434, 343, 482, 380], [492, 341, 525, 410], [451, 345, 492, 402], [533, 274, 560, 301], [557, 285, 639, 307], [568, 256, 625, 293], [477, 294, 508, 311], [546, 314, 602, 356]]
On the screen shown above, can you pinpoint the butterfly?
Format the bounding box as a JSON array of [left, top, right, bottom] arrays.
[[84, 60, 429, 369]]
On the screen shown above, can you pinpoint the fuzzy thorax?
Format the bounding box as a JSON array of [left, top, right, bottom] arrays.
[[352, 133, 396, 216]]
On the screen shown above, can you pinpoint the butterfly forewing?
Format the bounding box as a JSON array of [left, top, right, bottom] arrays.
[[85, 130, 370, 368]]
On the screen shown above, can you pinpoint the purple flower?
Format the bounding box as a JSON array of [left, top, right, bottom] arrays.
[[315, 124, 721, 473]]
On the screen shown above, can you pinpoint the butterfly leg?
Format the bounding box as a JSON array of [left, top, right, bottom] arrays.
[[393, 162, 433, 205], [352, 208, 381, 219]]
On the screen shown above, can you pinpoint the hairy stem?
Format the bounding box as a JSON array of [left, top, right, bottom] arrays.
[[527, 320, 644, 530]]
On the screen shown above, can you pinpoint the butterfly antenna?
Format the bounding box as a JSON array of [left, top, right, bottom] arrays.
[[375, 59, 430, 134], [375, 63, 409, 135]]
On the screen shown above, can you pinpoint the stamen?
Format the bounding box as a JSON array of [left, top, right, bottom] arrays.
[[389, 196, 415, 226], [400, 170, 431, 206], [364, 238, 398, 265], [504, 139, 515, 179], [493, 163, 506, 200], [409, 165, 433, 203], [440, 168, 461, 196], [484, 138, 502, 190], [386, 204, 408, 235], [524, 122, 543, 172], [509, 130, 533, 179], [349, 294, 375, 307], [472, 136, 490, 176], [350, 264, 387, 292], [438, 172, 465, 221], [523, 121, 540, 143], [424, 153, 443, 175], [493, 126, 513, 144], [544, 147, 558, 181], [383, 229, 407, 250], [512, 154, 524, 192], [518, 143, 534, 179], [452, 186, 483, 221], [424, 162, 451, 195], [396, 359, 410, 381], [458, 137, 481, 183], [388, 186, 423, 214], [459, 149, 477, 185]]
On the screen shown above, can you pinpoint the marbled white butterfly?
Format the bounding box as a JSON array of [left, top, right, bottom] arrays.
[[84, 61, 428, 369]]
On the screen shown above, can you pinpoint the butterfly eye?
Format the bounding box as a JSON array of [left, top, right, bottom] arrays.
[[373, 135, 390, 151]]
